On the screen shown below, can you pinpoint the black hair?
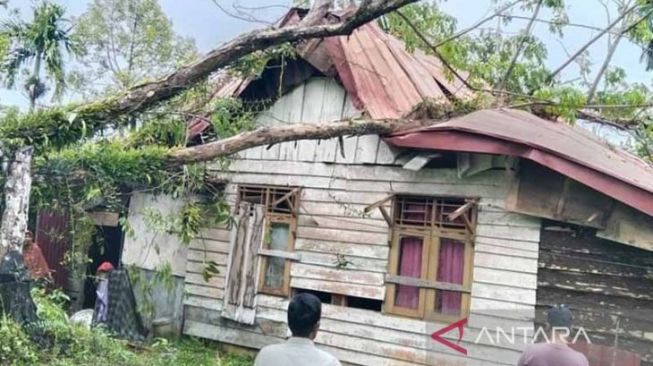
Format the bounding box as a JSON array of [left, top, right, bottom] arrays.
[[547, 304, 573, 329], [287, 293, 322, 337]]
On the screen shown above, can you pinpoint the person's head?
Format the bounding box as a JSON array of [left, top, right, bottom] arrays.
[[96, 261, 114, 278], [546, 304, 573, 341], [24, 231, 34, 248], [287, 293, 322, 339]]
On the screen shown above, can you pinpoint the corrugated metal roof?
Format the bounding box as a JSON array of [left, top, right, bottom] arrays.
[[322, 22, 457, 118], [387, 109, 653, 216], [212, 9, 470, 119]]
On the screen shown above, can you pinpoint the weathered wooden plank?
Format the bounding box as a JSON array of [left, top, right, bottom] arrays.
[[290, 277, 385, 300], [385, 274, 470, 293], [291, 263, 385, 286], [474, 236, 540, 253], [375, 140, 398, 165], [354, 135, 380, 164], [470, 297, 536, 320], [474, 252, 538, 274], [472, 282, 536, 305], [187, 249, 228, 264], [476, 224, 541, 243], [297, 226, 389, 246], [221, 160, 508, 186], [258, 248, 301, 261], [475, 243, 539, 259], [184, 320, 280, 349], [295, 238, 389, 259], [473, 266, 538, 289], [197, 227, 231, 241], [298, 215, 389, 233], [185, 272, 225, 288], [278, 83, 305, 161], [296, 78, 325, 162], [183, 295, 222, 311], [185, 284, 224, 299], [186, 260, 228, 277], [188, 238, 230, 253], [296, 251, 388, 273], [258, 102, 282, 160], [222, 203, 264, 324], [313, 78, 346, 163]]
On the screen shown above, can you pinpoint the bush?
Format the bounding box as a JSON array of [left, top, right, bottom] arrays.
[[0, 315, 39, 365], [0, 286, 254, 365]]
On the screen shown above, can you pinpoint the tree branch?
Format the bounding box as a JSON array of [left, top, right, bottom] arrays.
[[167, 118, 420, 165], [1, 0, 418, 144], [434, 0, 524, 48], [496, 0, 543, 91], [547, 3, 638, 83]]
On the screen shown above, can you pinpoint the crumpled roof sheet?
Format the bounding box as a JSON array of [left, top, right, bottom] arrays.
[[387, 109, 653, 216], [321, 22, 470, 118], [213, 9, 471, 119]]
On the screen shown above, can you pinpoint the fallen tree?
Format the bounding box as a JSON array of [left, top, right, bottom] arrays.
[[0, 0, 418, 149], [0, 0, 420, 257]]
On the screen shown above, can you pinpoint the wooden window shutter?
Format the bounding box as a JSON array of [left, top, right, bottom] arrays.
[[221, 202, 265, 324]]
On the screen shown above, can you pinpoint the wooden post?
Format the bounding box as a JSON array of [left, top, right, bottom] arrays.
[[0, 146, 34, 258]]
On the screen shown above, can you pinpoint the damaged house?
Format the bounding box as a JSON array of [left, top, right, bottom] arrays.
[[116, 8, 653, 366]]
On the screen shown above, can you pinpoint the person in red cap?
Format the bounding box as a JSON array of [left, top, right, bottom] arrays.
[[94, 261, 114, 323]]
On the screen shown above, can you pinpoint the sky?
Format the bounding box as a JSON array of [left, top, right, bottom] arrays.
[[0, 0, 650, 124]]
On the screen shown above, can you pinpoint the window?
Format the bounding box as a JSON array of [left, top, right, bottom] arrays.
[[385, 196, 475, 321], [238, 185, 299, 297], [292, 289, 383, 311]]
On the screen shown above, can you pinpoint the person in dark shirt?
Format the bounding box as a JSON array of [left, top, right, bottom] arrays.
[[518, 305, 589, 366]]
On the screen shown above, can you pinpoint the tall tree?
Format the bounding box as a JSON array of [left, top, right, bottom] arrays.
[[70, 0, 197, 99], [0, 1, 80, 110]]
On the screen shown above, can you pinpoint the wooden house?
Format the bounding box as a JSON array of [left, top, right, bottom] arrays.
[[122, 9, 653, 366]]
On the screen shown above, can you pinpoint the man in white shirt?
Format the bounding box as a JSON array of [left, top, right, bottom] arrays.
[[254, 293, 342, 366]]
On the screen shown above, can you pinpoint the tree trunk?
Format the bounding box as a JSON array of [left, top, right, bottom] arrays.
[[29, 54, 42, 111], [0, 146, 34, 258], [167, 118, 427, 165]]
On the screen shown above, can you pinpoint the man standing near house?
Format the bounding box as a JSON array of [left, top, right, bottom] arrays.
[[517, 305, 589, 366], [254, 293, 342, 366]]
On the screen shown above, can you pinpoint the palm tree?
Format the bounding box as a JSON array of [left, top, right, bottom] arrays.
[[1, 1, 80, 110]]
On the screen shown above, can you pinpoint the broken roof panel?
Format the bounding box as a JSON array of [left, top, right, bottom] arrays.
[[386, 108, 653, 216], [214, 8, 470, 119]]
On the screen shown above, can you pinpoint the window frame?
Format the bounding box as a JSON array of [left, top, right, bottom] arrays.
[[385, 196, 476, 322], [237, 185, 299, 297]]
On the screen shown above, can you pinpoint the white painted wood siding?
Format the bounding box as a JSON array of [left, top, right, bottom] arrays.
[[181, 157, 541, 366], [241, 77, 398, 165]]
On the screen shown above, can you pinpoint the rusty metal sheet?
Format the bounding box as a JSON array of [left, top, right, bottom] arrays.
[[35, 210, 70, 289], [209, 9, 470, 121], [387, 109, 653, 217]]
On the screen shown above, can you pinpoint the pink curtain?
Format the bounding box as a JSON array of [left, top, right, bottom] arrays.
[[437, 238, 465, 314], [395, 237, 423, 309]]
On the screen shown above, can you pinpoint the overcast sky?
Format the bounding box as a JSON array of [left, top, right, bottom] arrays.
[[0, 0, 649, 116]]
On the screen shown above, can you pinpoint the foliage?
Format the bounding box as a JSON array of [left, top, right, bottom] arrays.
[[384, 0, 652, 154], [230, 42, 297, 80], [70, 0, 197, 99], [0, 285, 254, 365], [0, 1, 81, 108], [0, 315, 39, 365]]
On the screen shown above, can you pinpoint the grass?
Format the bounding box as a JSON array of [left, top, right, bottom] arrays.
[[0, 288, 254, 366]]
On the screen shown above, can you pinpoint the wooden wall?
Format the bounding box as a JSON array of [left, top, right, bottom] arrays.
[[242, 77, 397, 165], [537, 224, 653, 366], [181, 156, 542, 365]]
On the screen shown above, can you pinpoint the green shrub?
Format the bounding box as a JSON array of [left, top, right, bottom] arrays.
[[0, 315, 39, 365]]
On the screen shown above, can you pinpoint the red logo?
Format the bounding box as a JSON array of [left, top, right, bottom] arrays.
[[431, 318, 468, 355]]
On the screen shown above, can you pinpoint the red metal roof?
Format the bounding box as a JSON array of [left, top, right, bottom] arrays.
[[213, 9, 470, 119], [386, 109, 653, 216], [321, 22, 467, 118]]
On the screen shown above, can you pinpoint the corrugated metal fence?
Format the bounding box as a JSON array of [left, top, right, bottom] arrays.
[[35, 210, 70, 289]]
